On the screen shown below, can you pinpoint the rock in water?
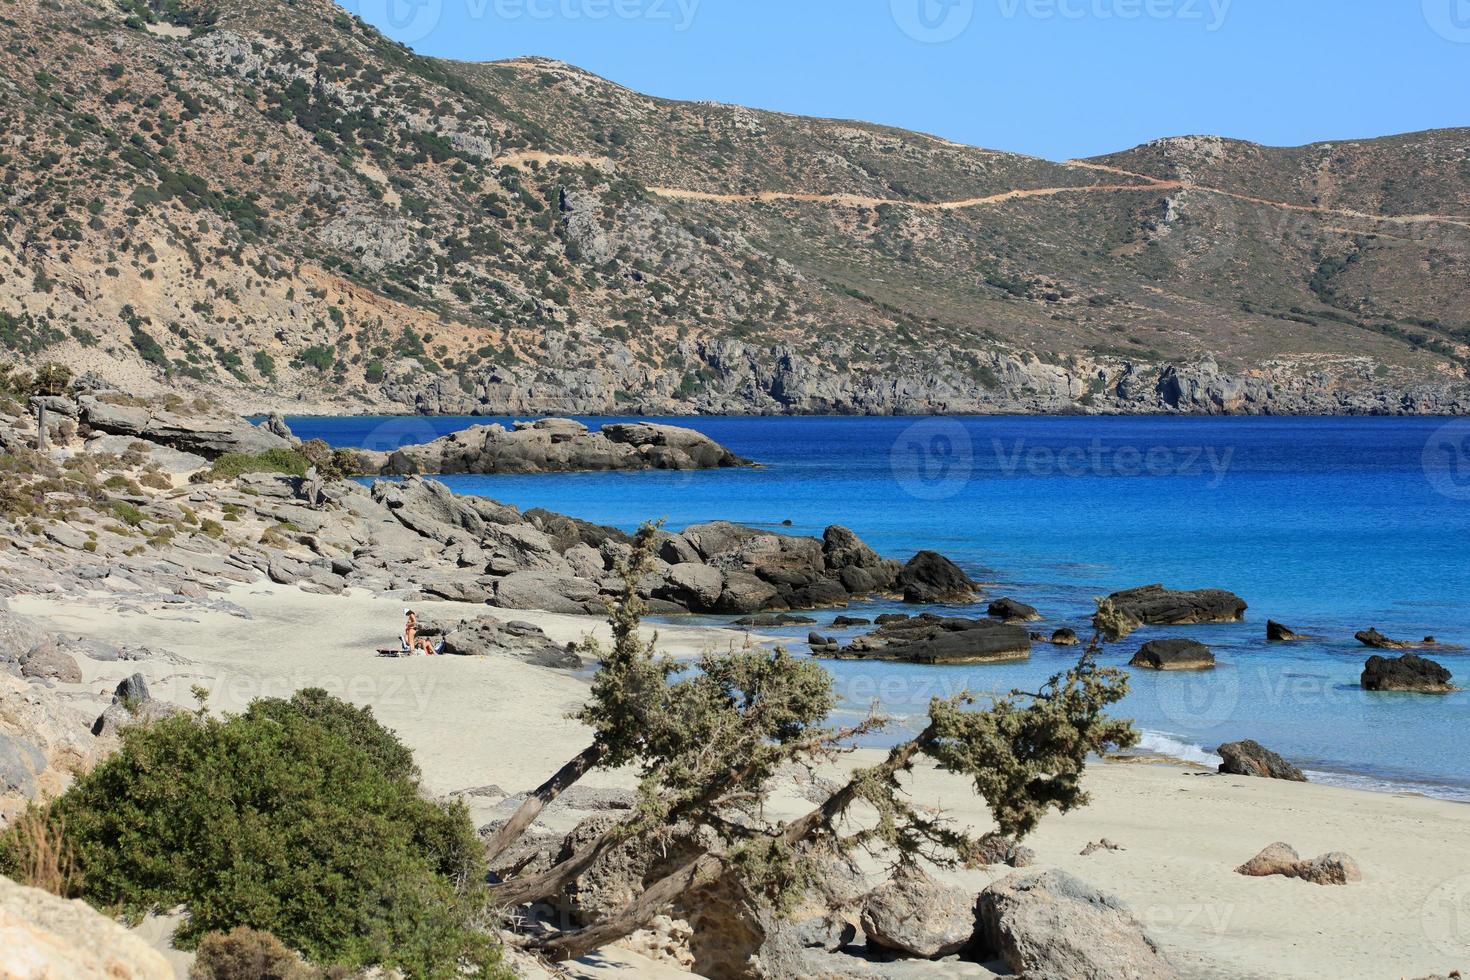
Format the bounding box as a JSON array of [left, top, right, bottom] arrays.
[[1355, 628, 1412, 650], [896, 551, 977, 604], [974, 870, 1179, 980], [989, 597, 1042, 622], [1267, 620, 1306, 641], [358, 418, 750, 476], [1050, 628, 1081, 647], [1094, 584, 1246, 638], [831, 614, 1031, 665], [1217, 740, 1307, 781], [860, 866, 977, 959], [1361, 654, 1455, 693], [0, 874, 174, 979], [1128, 638, 1215, 671]]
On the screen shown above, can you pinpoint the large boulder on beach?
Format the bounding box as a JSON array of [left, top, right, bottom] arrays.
[[18, 640, 83, 684], [860, 865, 976, 959], [1129, 639, 1215, 671], [438, 617, 581, 669], [1236, 843, 1362, 885], [0, 873, 173, 979], [896, 551, 977, 604], [1095, 584, 1246, 638], [1217, 740, 1307, 781], [832, 614, 1031, 665], [1361, 653, 1454, 693], [489, 572, 604, 616], [974, 869, 1178, 980]]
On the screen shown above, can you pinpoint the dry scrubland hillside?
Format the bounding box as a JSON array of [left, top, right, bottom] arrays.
[[1, 0, 1468, 414]]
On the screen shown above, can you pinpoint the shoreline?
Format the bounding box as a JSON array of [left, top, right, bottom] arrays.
[[12, 582, 1470, 978]]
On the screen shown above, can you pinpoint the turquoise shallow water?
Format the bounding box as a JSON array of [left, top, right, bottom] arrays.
[[288, 414, 1470, 800]]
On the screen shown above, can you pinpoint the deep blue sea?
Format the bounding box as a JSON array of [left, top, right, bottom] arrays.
[[286, 414, 1470, 801]]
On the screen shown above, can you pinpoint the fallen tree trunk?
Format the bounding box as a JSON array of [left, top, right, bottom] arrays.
[[484, 743, 603, 865]]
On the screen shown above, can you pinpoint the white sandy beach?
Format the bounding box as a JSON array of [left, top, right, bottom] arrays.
[[14, 584, 1470, 980]]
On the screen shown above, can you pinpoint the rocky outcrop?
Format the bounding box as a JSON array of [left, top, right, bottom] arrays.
[[1096, 584, 1246, 638], [895, 552, 977, 604], [1236, 843, 1363, 885], [1361, 654, 1455, 693], [1217, 740, 1307, 782], [356, 417, 750, 476], [1050, 628, 1080, 647], [1, 673, 113, 824], [0, 874, 173, 979], [78, 395, 293, 460], [829, 615, 1032, 665], [859, 866, 975, 959], [1129, 639, 1215, 671], [432, 616, 582, 669], [988, 598, 1041, 623], [378, 339, 1470, 420], [973, 870, 1178, 980]]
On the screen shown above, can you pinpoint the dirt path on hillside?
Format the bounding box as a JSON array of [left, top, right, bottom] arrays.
[[494, 150, 1470, 229]]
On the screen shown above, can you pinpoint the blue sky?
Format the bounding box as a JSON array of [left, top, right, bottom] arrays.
[[342, 0, 1470, 160]]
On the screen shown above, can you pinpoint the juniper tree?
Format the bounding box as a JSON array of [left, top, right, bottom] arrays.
[[486, 527, 1137, 962]]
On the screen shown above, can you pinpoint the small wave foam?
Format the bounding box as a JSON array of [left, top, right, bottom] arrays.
[[1133, 730, 1223, 768], [1130, 732, 1470, 803], [1302, 769, 1470, 804]]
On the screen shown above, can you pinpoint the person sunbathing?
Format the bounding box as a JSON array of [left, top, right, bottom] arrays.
[[402, 610, 439, 656]]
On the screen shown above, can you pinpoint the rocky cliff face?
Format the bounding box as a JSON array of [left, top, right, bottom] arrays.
[[380, 344, 1468, 417]]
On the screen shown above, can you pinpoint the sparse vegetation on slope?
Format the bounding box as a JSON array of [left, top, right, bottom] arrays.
[[0, 0, 1465, 414]]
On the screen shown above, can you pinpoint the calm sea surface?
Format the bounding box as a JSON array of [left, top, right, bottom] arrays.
[[287, 414, 1470, 801]]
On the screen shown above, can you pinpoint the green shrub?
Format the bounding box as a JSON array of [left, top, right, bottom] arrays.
[[109, 500, 144, 526], [1, 690, 507, 977], [253, 350, 277, 379], [197, 448, 310, 481], [298, 440, 362, 479]]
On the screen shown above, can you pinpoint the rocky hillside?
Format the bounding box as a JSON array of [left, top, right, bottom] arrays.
[[2, 0, 1468, 414]]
